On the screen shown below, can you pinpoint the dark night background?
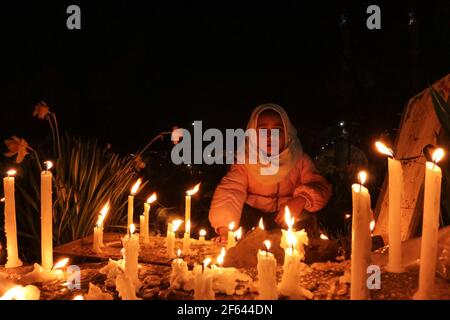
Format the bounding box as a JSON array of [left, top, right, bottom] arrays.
[[0, 1, 449, 241]]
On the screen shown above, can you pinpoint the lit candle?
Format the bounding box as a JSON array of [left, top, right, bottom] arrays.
[[198, 229, 206, 243], [122, 224, 141, 290], [257, 240, 278, 300], [169, 249, 190, 290], [166, 220, 183, 259], [350, 171, 372, 300], [414, 148, 444, 300], [93, 202, 110, 253], [280, 207, 309, 258], [183, 221, 191, 255], [3, 169, 22, 268], [278, 229, 312, 299], [185, 183, 200, 237], [234, 227, 242, 242], [258, 218, 264, 230], [193, 258, 215, 300], [226, 222, 236, 249], [41, 161, 53, 271], [128, 179, 142, 229], [375, 141, 405, 273], [143, 193, 157, 244]]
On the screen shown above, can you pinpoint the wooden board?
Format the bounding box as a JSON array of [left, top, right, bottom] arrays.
[[53, 232, 224, 267], [374, 74, 450, 242]]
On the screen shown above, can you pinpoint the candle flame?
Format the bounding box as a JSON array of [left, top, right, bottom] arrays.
[[6, 169, 16, 177], [53, 258, 69, 270], [358, 171, 367, 185], [320, 234, 329, 240], [287, 228, 297, 247], [186, 183, 200, 196], [217, 247, 226, 266], [73, 295, 84, 300], [345, 214, 351, 219], [258, 218, 264, 230], [284, 206, 295, 228], [375, 141, 394, 158], [97, 202, 110, 227], [146, 193, 157, 204], [228, 221, 235, 231], [234, 227, 242, 240], [44, 161, 53, 170], [176, 249, 182, 257], [130, 178, 142, 195], [264, 240, 271, 251], [432, 148, 445, 164], [370, 220, 375, 232], [0, 198, 4, 202], [172, 220, 183, 232], [203, 257, 212, 268], [130, 223, 136, 234], [199, 229, 206, 237]]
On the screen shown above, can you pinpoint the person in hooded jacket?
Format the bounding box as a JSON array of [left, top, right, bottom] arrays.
[[209, 103, 332, 242]]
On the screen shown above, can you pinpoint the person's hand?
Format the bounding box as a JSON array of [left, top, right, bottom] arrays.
[[212, 226, 228, 243], [275, 196, 306, 226]]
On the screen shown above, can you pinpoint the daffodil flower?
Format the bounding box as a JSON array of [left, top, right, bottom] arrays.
[[32, 101, 50, 119], [4, 136, 31, 163]]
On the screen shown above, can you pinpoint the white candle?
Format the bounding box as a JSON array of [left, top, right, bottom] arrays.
[[40, 161, 53, 271], [127, 179, 142, 229], [280, 207, 309, 259], [3, 170, 22, 268], [226, 222, 236, 249], [143, 193, 157, 244], [122, 224, 141, 290], [166, 220, 182, 259], [198, 229, 206, 243], [140, 215, 146, 242], [185, 183, 200, 236], [193, 258, 215, 300], [169, 249, 190, 290], [257, 240, 278, 300], [375, 141, 405, 273], [93, 202, 109, 253], [414, 148, 444, 300], [350, 171, 372, 300], [183, 221, 191, 255]]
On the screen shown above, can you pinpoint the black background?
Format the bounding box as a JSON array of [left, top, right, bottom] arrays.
[[1, 1, 449, 156]]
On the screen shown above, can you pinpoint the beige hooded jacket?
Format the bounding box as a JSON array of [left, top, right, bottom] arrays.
[[208, 104, 332, 232]]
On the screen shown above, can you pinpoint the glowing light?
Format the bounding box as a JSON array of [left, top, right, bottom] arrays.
[[6, 169, 16, 177], [320, 234, 329, 240], [199, 229, 206, 237], [228, 221, 235, 231], [358, 171, 367, 185], [186, 183, 200, 196], [432, 148, 445, 164], [172, 220, 183, 232], [52, 258, 69, 270], [146, 193, 157, 204], [44, 161, 53, 171], [130, 223, 136, 234], [258, 218, 264, 230], [375, 141, 394, 158], [263, 240, 271, 251], [130, 179, 142, 195]]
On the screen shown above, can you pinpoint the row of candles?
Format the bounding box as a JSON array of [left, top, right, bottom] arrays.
[[1, 141, 446, 300], [170, 208, 310, 300]]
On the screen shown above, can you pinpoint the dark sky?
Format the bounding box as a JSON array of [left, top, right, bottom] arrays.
[[1, 0, 449, 156]]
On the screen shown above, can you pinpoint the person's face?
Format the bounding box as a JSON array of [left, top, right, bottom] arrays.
[[256, 110, 286, 156]]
